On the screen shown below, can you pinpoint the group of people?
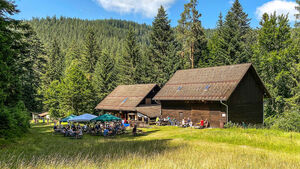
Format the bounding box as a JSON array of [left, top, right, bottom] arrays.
[[155, 116, 210, 128], [89, 122, 126, 136], [54, 123, 83, 139], [156, 116, 179, 126], [53, 121, 129, 138]]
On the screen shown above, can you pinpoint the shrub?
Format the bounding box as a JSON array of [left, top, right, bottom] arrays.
[[0, 102, 30, 139], [224, 121, 241, 128], [271, 110, 300, 132]]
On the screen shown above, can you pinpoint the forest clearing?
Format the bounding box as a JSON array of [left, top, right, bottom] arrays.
[[1, 0, 300, 168], [0, 124, 299, 169]]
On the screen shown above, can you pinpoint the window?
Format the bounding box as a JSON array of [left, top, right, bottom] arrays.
[[179, 112, 183, 119], [121, 98, 128, 104], [204, 85, 211, 91]]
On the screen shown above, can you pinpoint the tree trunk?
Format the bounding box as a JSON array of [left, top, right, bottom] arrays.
[[190, 42, 194, 68]]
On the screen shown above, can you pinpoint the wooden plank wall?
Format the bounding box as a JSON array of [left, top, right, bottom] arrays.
[[228, 70, 264, 124], [161, 101, 226, 127]]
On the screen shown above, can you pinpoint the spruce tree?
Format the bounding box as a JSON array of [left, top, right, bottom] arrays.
[[20, 29, 46, 112], [65, 41, 81, 68], [43, 80, 62, 118], [149, 6, 180, 86], [253, 13, 296, 116], [0, 0, 35, 137], [45, 39, 65, 83], [118, 28, 141, 84], [208, 12, 228, 66], [60, 60, 95, 116], [177, 0, 207, 69], [93, 49, 117, 101], [82, 28, 100, 74], [295, 0, 300, 27], [220, 0, 251, 64]]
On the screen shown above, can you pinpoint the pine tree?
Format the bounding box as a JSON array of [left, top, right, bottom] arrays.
[[295, 0, 300, 27], [60, 60, 95, 116], [149, 6, 180, 86], [20, 28, 46, 112], [253, 13, 296, 116], [82, 28, 100, 74], [177, 0, 207, 69], [118, 28, 141, 84], [208, 12, 228, 66], [43, 80, 62, 118], [219, 0, 251, 64], [65, 41, 81, 68], [45, 39, 65, 83], [93, 49, 117, 101], [0, 0, 32, 138]]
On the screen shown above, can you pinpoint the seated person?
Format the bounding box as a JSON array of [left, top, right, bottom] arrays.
[[200, 119, 204, 129], [68, 128, 75, 137], [75, 128, 83, 138], [204, 119, 209, 128], [103, 128, 109, 136]]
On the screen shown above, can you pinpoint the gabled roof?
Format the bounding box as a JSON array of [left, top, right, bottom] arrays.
[[153, 63, 270, 101], [38, 112, 49, 117], [95, 84, 158, 111]]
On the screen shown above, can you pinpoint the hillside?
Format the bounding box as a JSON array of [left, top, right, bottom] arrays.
[[28, 17, 152, 54], [28, 17, 215, 54]]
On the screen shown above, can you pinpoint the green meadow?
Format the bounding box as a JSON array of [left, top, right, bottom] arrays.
[[0, 124, 299, 169]]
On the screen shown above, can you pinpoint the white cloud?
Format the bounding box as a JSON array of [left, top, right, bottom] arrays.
[[256, 0, 298, 22], [229, 0, 234, 5], [95, 0, 176, 18]]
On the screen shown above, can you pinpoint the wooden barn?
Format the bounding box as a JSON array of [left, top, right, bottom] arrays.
[[153, 63, 270, 128], [95, 84, 161, 121]]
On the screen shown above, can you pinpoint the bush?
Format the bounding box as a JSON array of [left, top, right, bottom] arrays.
[[224, 121, 241, 128], [0, 102, 30, 139], [270, 110, 300, 132]]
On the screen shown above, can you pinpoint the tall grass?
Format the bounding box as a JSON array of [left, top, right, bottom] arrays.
[[0, 124, 299, 169]]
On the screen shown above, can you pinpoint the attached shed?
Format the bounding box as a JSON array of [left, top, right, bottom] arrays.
[[153, 63, 270, 128], [95, 84, 161, 121]]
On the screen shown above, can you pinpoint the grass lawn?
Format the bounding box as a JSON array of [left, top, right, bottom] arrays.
[[0, 124, 299, 169]]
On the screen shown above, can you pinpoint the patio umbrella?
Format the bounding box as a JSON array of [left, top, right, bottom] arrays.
[[68, 113, 97, 122], [91, 114, 121, 122], [60, 115, 77, 122]]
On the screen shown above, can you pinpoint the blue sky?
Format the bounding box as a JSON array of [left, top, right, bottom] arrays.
[[13, 0, 298, 28]]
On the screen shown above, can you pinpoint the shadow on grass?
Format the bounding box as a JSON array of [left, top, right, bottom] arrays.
[[0, 125, 182, 168]]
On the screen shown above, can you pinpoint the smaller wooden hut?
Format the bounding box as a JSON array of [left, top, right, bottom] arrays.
[[95, 84, 161, 122]]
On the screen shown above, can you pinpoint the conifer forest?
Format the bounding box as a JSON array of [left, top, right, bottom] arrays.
[[0, 0, 300, 138]]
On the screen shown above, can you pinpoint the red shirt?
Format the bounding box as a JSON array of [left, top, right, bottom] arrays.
[[200, 120, 204, 126]]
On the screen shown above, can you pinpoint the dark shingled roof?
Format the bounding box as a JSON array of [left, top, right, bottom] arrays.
[[136, 105, 161, 118], [153, 63, 270, 101], [95, 84, 158, 111]]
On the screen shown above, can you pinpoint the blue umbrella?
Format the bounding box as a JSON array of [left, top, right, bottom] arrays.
[[68, 113, 97, 122], [60, 115, 77, 122]]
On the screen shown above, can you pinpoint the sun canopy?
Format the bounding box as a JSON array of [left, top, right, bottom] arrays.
[[60, 115, 77, 122], [68, 114, 97, 122], [91, 114, 121, 122]]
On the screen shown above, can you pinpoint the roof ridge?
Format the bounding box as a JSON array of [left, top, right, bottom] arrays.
[[176, 63, 252, 72]]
